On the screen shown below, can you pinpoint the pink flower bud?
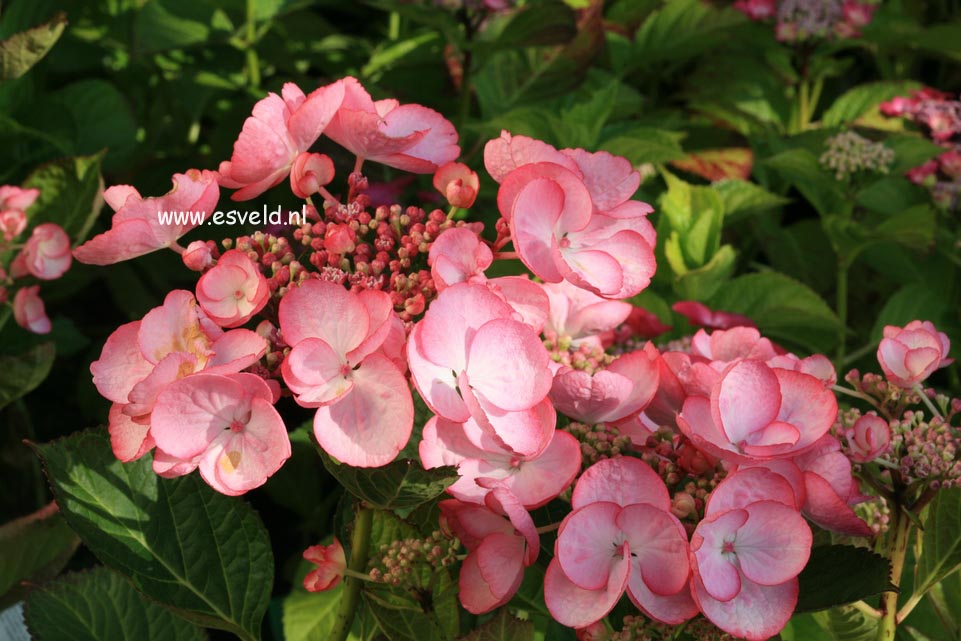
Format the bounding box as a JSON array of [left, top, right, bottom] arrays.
[[432, 162, 479, 209], [0, 185, 39, 214], [0, 209, 26, 241], [303, 539, 347, 592], [906, 159, 939, 186], [732, 0, 776, 20], [877, 320, 953, 388], [842, 1, 876, 28], [14, 223, 72, 280], [576, 621, 609, 641], [846, 413, 891, 463], [13, 285, 51, 334], [182, 240, 216, 271], [939, 150, 961, 179], [670, 492, 697, 519], [290, 152, 335, 199], [324, 223, 356, 254]]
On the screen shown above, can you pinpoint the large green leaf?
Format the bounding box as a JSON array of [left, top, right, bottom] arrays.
[[486, 0, 577, 50], [713, 179, 790, 224], [0, 502, 79, 608], [33, 429, 273, 641], [764, 148, 849, 218], [658, 171, 725, 268], [0, 13, 66, 80], [458, 609, 534, 641], [630, 0, 742, 70], [133, 0, 212, 55], [364, 569, 459, 641], [916, 489, 961, 598], [811, 605, 878, 641], [0, 343, 54, 412], [55, 80, 138, 165], [869, 284, 950, 343], [22, 153, 105, 244], [24, 566, 206, 641], [821, 81, 921, 127], [885, 136, 945, 175], [707, 272, 842, 353], [600, 127, 685, 165], [796, 545, 894, 612], [321, 453, 457, 517]]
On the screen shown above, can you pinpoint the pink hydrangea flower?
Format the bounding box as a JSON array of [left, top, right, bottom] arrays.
[[845, 412, 891, 463], [90, 290, 267, 462], [673, 301, 755, 330], [440, 489, 538, 614], [877, 320, 953, 388], [542, 280, 633, 349], [0, 186, 38, 240], [290, 152, 335, 200], [303, 539, 347, 592], [13, 285, 51, 334], [622, 306, 672, 340], [196, 249, 269, 328], [428, 226, 493, 290], [0, 209, 26, 241], [420, 415, 580, 508], [689, 326, 779, 364], [433, 161, 479, 208], [218, 82, 345, 201], [73, 170, 220, 265], [279, 280, 413, 467], [11, 223, 71, 280], [545, 457, 697, 629], [550, 349, 660, 424], [408, 283, 555, 457], [677, 360, 837, 463], [182, 240, 216, 271], [323, 77, 460, 173], [690, 470, 812, 641], [732, 0, 776, 20], [149, 372, 290, 495]]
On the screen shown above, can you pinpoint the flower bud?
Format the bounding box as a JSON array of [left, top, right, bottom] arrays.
[[303, 539, 347, 592], [846, 413, 891, 463], [432, 162, 479, 209], [290, 152, 335, 200], [13, 285, 51, 334], [877, 320, 952, 387], [182, 240, 216, 271]]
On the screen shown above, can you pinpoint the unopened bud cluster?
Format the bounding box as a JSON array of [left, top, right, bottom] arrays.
[[544, 332, 615, 374], [819, 131, 894, 181], [889, 410, 961, 488], [609, 615, 734, 641], [563, 422, 632, 467], [855, 495, 891, 536], [367, 531, 459, 587]]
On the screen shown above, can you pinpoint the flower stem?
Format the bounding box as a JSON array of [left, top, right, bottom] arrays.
[[913, 383, 944, 421], [330, 505, 373, 641], [835, 258, 849, 370], [877, 504, 912, 641]]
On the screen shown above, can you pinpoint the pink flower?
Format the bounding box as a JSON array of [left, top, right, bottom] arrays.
[[880, 96, 918, 117], [623, 307, 672, 340], [842, 1, 876, 28], [218, 82, 345, 201], [408, 283, 555, 457], [0, 210, 26, 241], [279, 280, 413, 467], [877, 320, 952, 387], [11, 223, 71, 280], [846, 413, 891, 463], [323, 223, 357, 255], [550, 350, 660, 424], [689, 326, 778, 364], [673, 301, 755, 330], [196, 250, 269, 328], [677, 360, 838, 463], [907, 159, 939, 185], [690, 471, 812, 641], [433, 162, 479, 208], [149, 372, 290, 495], [732, 0, 776, 20], [0, 185, 39, 214], [290, 152, 335, 199], [441, 489, 538, 614], [420, 415, 580, 508], [13, 286, 51, 334], [545, 457, 697, 629], [182, 240, 216, 271], [542, 280, 632, 349], [428, 226, 493, 290], [73, 170, 220, 265], [90, 290, 267, 462], [939, 150, 961, 178], [303, 539, 347, 592], [323, 77, 460, 173]]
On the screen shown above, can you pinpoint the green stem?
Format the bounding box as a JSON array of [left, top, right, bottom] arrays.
[[877, 505, 912, 641], [245, 0, 261, 88], [389, 11, 400, 40], [835, 258, 849, 370], [330, 506, 373, 641], [457, 51, 472, 129], [798, 79, 810, 131]]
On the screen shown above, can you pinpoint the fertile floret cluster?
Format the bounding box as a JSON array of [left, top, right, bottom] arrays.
[[820, 131, 895, 181]]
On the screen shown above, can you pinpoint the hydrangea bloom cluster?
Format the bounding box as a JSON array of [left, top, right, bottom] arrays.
[[0, 185, 73, 334], [733, 0, 879, 41], [819, 131, 895, 181], [881, 88, 961, 209], [80, 74, 958, 641]]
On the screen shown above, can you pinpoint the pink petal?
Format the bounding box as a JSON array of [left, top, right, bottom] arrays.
[[692, 572, 798, 641], [691, 509, 748, 602], [562, 247, 624, 298], [561, 148, 642, 212], [556, 502, 622, 590], [287, 80, 345, 150], [626, 574, 698, 625], [108, 403, 154, 462], [90, 321, 152, 404], [705, 467, 799, 516], [206, 329, 268, 373], [483, 131, 577, 183], [735, 501, 811, 586], [572, 456, 670, 511], [407, 324, 469, 422], [485, 276, 549, 334], [503, 430, 581, 508], [713, 361, 781, 446], [282, 338, 352, 407], [459, 533, 525, 614], [278, 280, 369, 355], [677, 395, 744, 463], [772, 368, 837, 451], [802, 473, 873, 537], [466, 318, 552, 412], [544, 551, 629, 629], [617, 504, 690, 596], [151, 374, 249, 460]]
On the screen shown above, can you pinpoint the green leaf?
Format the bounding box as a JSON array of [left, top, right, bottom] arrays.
[[856, 177, 928, 216], [33, 428, 273, 641], [490, 0, 577, 50], [916, 488, 961, 598], [714, 179, 790, 224], [870, 284, 949, 343], [362, 32, 440, 82], [0, 13, 66, 80], [283, 559, 378, 641], [22, 153, 105, 244], [321, 453, 457, 517], [458, 609, 534, 641], [672, 244, 737, 301], [133, 0, 212, 55], [796, 545, 894, 612], [0, 343, 54, 412], [630, 0, 742, 70], [555, 80, 618, 148], [873, 205, 935, 252], [600, 127, 685, 165], [364, 569, 459, 641], [822, 81, 921, 127], [707, 272, 841, 353], [0, 502, 79, 608], [55, 80, 137, 165], [811, 605, 878, 641], [658, 171, 725, 268], [764, 148, 849, 217], [24, 566, 206, 641], [886, 136, 945, 175]]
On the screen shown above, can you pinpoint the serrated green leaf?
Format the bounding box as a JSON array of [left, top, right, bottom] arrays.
[[630, 0, 742, 70], [0, 13, 65, 80], [886, 136, 945, 175], [672, 244, 736, 301], [458, 609, 534, 641], [822, 81, 922, 127], [812, 605, 878, 641], [874, 205, 935, 251], [916, 489, 961, 598], [0, 343, 54, 412], [856, 177, 928, 216], [658, 171, 725, 268], [33, 428, 273, 641], [600, 127, 685, 165], [0, 502, 79, 608], [133, 0, 211, 55], [764, 148, 849, 217], [707, 271, 841, 353], [22, 153, 105, 244], [796, 545, 894, 612], [364, 569, 458, 641], [24, 566, 206, 641], [321, 453, 457, 516], [869, 284, 949, 344], [489, 0, 577, 50], [713, 179, 790, 224], [55, 80, 137, 166]]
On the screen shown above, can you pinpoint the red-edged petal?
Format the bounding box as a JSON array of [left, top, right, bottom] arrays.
[[572, 456, 670, 511]]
